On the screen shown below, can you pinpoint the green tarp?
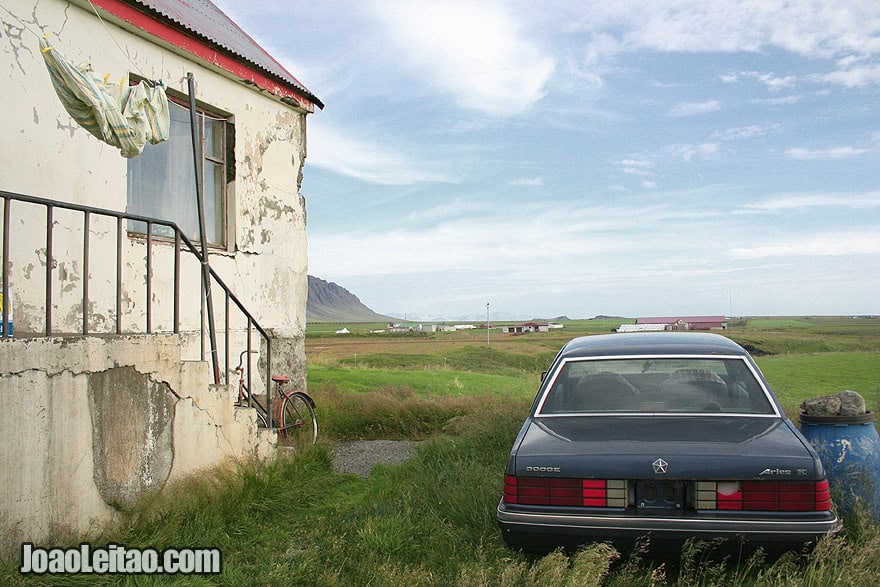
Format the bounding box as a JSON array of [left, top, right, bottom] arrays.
[[40, 36, 170, 158]]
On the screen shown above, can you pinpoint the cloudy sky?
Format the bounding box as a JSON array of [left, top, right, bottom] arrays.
[[214, 0, 880, 321]]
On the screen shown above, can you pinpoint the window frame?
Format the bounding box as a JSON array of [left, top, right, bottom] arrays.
[[126, 86, 235, 253]]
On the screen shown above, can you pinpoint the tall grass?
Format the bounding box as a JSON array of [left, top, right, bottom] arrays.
[[4, 318, 879, 584], [333, 345, 557, 376], [316, 383, 495, 440], [5, 403, 880, 585]]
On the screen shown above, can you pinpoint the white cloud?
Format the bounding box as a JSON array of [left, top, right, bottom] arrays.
[[668, 100, 720, 117], [785, 147, 870, 160], [752, 95, 802, 106], [669, 143, 719, 161], [617, 159, 653, 167], [310, 198, 737, 282], [510, 178, 544, 187], [371, 0, 556, 115], [720, 71, 796, 91], [744, 192, 880, 211], [307, 121, 453, 185], [813, 64, 880, 88], [616, 158, 654, 176], [728, 232, 880, 259], [711, 124, 781, 141], [578, 1, 880, 58], [405, 199, 490, 223]]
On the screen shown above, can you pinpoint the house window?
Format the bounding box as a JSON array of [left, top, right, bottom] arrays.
[[127, 98, 233, 247]]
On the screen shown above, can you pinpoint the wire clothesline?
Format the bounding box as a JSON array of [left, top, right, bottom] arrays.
[[85, 0, 152, 81], [4, 1, 234, 126], [1, 1, 159, 85]]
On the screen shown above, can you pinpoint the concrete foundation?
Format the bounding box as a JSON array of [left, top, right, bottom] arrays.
[[0, 335, 275, 551]]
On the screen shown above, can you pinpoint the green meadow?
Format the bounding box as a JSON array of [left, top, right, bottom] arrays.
[[3, 316, 879, 585]]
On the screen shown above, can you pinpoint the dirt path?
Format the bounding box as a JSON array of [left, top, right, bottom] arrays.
[[332, 440, 421, 478]]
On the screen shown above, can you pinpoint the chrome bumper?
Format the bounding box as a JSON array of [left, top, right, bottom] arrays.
[[497, 501, 841, 545]]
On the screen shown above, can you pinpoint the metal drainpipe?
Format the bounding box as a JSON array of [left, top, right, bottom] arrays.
[[187, 72, 220, 384]]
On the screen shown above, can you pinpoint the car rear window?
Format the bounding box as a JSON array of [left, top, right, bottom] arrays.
[[538, 357, 776, 415]]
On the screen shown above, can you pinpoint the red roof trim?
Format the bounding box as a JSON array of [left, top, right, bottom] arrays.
[[88, 0, 316, 112]]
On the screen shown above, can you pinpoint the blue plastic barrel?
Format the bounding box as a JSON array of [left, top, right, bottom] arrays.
[[799, 411, 880, 518]]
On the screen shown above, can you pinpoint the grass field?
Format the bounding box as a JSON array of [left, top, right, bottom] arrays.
[[3, 316, 879, 585], [306, 316, 880, 421]]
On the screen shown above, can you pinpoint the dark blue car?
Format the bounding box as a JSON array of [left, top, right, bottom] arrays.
[[497, 332, 840, 551]]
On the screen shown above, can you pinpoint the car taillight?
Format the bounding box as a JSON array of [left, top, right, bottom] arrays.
[[696, 480, 831, 511], [503, 475, 626, 507]]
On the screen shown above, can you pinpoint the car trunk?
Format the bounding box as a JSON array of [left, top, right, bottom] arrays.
[[514, 415, 819, 480]]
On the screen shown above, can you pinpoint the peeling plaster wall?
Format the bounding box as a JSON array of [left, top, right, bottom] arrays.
[[1, 0, 309, 378], [89, 366, 176, 509], [0, 336, 275, 550]]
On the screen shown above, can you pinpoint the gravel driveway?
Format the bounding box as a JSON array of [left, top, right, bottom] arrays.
[[332, 440, 421, 478]]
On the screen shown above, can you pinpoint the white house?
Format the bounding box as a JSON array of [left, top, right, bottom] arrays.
[[2, 0, 321, 369], [1, 0, 321, 547], [503, 321, 550, 334], [616, 323, 667, 333]]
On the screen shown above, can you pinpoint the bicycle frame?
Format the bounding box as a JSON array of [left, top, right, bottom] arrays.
[[234, 350, 317, 445], [235, 351, 269, 426]]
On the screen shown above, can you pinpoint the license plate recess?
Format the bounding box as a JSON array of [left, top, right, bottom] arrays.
[[635, 480, 685, 511]]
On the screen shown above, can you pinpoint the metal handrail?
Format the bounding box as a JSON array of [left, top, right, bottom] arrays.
[[0, 189, 274, 423]]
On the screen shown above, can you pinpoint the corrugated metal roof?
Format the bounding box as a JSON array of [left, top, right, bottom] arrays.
[[128, 0, 323, 109]]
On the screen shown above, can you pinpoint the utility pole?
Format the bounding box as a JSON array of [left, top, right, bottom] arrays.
[[486, 302, 490, 346]]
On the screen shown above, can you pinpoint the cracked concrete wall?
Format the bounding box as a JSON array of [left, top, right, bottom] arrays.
[[1, 0, 309, 380], [0, 336, 276, 550], [89, 366, 176, 509]]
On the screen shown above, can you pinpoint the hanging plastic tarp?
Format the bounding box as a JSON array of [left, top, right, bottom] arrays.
[[39, 36, 170, 158]]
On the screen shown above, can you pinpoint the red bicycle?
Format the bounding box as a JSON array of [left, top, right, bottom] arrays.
[[234, 351, 317, 450]]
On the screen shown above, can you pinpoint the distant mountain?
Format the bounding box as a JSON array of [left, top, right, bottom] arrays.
[[307, 276, 393, 323]]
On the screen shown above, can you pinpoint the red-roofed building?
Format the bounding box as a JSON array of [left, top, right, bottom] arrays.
[[635, 316, 728, 331]]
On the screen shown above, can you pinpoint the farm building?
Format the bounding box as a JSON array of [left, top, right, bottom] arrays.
[[388, 324, 414, 333], [635, 316, 728, 330], [503, 321, 550, 334], [1, 0, 321, 546], [616, 323, 667, 333]]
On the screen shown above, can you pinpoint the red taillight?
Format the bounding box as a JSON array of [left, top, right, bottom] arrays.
[[504, 475, 519, 504], [503, 475, 626, 507], [702, 480, 831, 511]]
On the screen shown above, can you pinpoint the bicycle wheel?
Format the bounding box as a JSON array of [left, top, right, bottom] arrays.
[[279, 392, 317, 451]]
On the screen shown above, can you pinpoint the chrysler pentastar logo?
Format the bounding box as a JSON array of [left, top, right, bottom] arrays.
[[652, 458, 669, 474]]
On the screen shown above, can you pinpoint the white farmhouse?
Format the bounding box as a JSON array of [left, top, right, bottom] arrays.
[[1, 0, 321, 546]]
